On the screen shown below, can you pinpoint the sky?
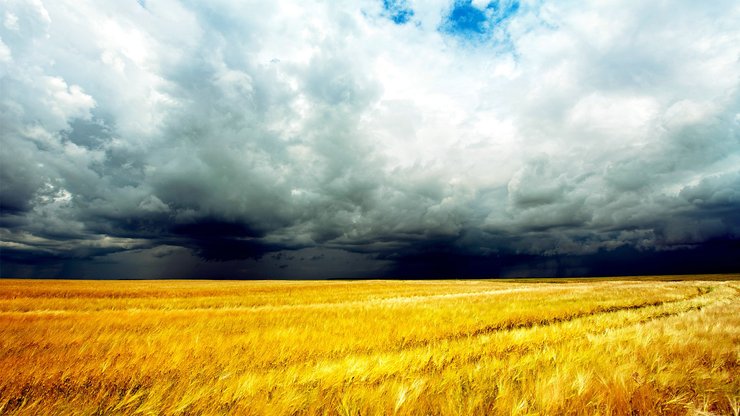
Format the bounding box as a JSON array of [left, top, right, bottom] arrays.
[[1, 0, 739, 279]]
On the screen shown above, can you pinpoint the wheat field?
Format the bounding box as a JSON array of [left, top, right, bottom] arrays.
[[0, 276, 738, 415]]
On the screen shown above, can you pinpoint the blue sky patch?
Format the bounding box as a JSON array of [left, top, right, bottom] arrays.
[[382, 0, 414, 25], [440, 0, 520, 39], [443, 2, 488, 34]]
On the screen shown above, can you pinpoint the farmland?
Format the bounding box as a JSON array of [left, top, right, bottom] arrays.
[[0, 276, 738, 415]]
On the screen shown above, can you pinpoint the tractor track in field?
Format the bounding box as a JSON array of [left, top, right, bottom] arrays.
[[219, 286, 723, 373], [209, 289, 726, 390], [392, 287, 715, 351], [378, 300, 721, 382]]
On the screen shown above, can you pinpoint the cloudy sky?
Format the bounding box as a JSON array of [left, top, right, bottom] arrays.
[[1, 0, 739, 279]]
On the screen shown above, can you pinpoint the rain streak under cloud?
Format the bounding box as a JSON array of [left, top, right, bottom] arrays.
[[1, 0, 739, 278]]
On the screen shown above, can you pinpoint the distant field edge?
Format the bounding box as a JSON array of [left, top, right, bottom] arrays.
[[0, 273, 738, 281]]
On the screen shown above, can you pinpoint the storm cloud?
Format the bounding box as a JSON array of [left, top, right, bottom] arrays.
[[1, 0, 739, 278]]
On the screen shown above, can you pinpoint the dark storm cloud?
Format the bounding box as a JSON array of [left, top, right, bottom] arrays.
[[1, 0, 739, 278]]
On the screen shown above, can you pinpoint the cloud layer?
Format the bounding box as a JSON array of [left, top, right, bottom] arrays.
[[1, 0, 739, 278]]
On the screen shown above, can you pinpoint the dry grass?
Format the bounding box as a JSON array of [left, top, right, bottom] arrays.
[[0, 276, 738, 415]]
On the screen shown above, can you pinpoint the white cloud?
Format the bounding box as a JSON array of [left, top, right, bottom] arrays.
[[0, 37, 11, 63], [567, 93, 658, 138], [3, 12, 19, 31]]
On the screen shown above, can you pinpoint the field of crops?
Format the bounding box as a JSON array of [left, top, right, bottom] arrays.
[[0, 276, 738, 415]]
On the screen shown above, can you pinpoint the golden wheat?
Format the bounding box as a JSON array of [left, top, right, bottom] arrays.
[[0, 276, 738, 415]]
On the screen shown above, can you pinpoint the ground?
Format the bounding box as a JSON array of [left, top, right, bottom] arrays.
[[0, 276, 738, 415]]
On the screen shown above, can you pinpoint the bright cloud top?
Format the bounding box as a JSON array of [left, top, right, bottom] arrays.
[[1, 0, 739, 278]]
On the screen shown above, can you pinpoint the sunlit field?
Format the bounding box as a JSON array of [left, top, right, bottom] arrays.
[[0, 276, 738, 415]]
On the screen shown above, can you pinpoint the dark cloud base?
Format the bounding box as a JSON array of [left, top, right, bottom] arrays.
[[2, 239, 737, 280], [384, 239, 740, 279]]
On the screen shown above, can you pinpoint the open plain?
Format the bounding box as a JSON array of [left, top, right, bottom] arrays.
[[0, 276, 738, 415]]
